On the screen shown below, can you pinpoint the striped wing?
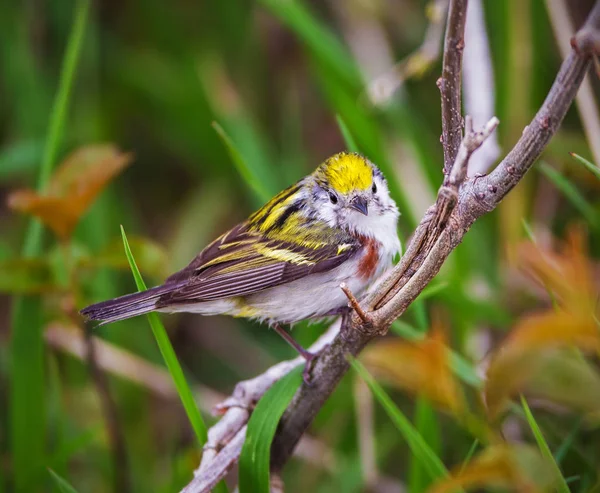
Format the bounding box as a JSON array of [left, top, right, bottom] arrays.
[[156, 221, 360, 306]]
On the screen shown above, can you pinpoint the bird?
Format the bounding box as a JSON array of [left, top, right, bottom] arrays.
[[80, 152, 401, 382]]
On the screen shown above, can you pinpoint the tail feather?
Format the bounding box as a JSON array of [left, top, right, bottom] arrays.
[[80, 283, 183, 325]]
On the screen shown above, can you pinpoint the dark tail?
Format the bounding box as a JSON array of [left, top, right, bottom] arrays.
[[80, 283, 182, 325]]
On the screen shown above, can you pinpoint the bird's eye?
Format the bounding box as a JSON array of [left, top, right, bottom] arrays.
[[372, 183, 377, 193], [328, 191, 338, 204]]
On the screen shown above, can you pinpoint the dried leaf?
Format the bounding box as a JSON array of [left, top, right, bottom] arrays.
[[486, 229, 600, 419], [8, 145, 132, 239], [517, 227, 597, 317], [524, 349, 600, 420], [427, 444, 554, 493], [485, 310, 600, 419], [362, 325, 465, 414]]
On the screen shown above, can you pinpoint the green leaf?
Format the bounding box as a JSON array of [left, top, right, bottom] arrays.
[[570, 152, 600, 180], [554, 419, 582, 466], [409, 398, 441, 493], [539, 162, 598, 228], [459, 440, 479, 473], [212, 121, 271, 203], [120, 226, 206, 443], [239, 366, 303, 493], [258, 0, 360, 86], [521, 218, 537, 243], [0, 139, 43, 179], [120, 227, 228, 493], [350, 359, 451, 484], [120, 227, 208, 425], [48, 469, 80, 493], [0, 258, 54, 294], [418, 282, 449, 302], [520, 396, 570, 493], [10, 2, 90, 491], [336, 115, 359, 153]]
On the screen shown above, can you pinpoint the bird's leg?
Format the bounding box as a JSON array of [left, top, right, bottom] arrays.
[[272, 323, 317, 385]]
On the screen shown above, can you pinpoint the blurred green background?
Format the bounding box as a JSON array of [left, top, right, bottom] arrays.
[[2, 0, 600, 492]]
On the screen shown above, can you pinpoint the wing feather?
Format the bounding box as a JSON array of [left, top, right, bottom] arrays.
[[157, 216, 360, 307]]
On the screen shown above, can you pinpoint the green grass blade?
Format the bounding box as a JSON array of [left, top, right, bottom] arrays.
[[570, 152, 600, 180], [539, 162, 598, 228], [121, 227, 228, 493], [554, 419, 582, 466], [120, 228, 207, 443], [239, 367, 303, 493], [418, 282, 449, 302], [409, 398, 441, 493], [520, 396, 570, 493], [9, 2, 90, 491], [212, 121, 271, 203], [351, 359, 450, 483], [258, 0, 360, 85], [521, 218, 537, 243], [459, 440, 479, 473], [48, 469, 80, 493], [336, 114, 359, 153]]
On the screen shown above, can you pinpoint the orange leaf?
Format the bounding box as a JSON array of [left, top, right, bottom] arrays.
[[517, 226, 597, 317], [8, 144, 132, 239], [428, 444, 553, 493], [486, 228, 600, 419], [362, 325, 464, 414], [485, 311, 600, 419]]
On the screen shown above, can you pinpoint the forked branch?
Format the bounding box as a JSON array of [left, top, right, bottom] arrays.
[[182, 1, 600, 491]]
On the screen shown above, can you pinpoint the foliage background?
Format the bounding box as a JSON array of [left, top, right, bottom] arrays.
[[1, 0, 600, 492]]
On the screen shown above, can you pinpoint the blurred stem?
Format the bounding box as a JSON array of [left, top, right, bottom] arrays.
[[9, 1, 90, 491], [84, 326, 131, 493], [545, 0, 600, 166], [61, 233, 130, 493]]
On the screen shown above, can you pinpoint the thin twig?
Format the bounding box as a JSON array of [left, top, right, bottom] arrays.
[[340, 282, 373, 326], [440, 0, 469, 176]]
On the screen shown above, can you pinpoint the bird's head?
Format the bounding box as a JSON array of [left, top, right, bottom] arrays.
[[308, 152, 399, 235]]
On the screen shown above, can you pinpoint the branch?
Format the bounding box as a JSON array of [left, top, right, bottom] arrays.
[[270, 0, 600, 473], [181, 1, 600, 490], [269, 116, 498, 471], [181, 321, 340, 493], [440, 0, 468, 176]]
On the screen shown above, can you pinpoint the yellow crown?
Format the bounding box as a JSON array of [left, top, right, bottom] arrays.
[[315, 152, 373, 194]]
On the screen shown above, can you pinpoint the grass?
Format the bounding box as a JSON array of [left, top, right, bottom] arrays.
[[520, 396, 570, 493], [350, 359, 450, 483], [9, 2, 90, 491], [239, 366, 303, 493], [120, 226, 208, 446]]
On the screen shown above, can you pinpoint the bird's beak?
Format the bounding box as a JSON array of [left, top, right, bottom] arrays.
[[350, 196, 368, 216]]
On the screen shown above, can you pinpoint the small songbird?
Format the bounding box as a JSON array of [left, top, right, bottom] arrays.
[[81, 152, 400, 380]]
